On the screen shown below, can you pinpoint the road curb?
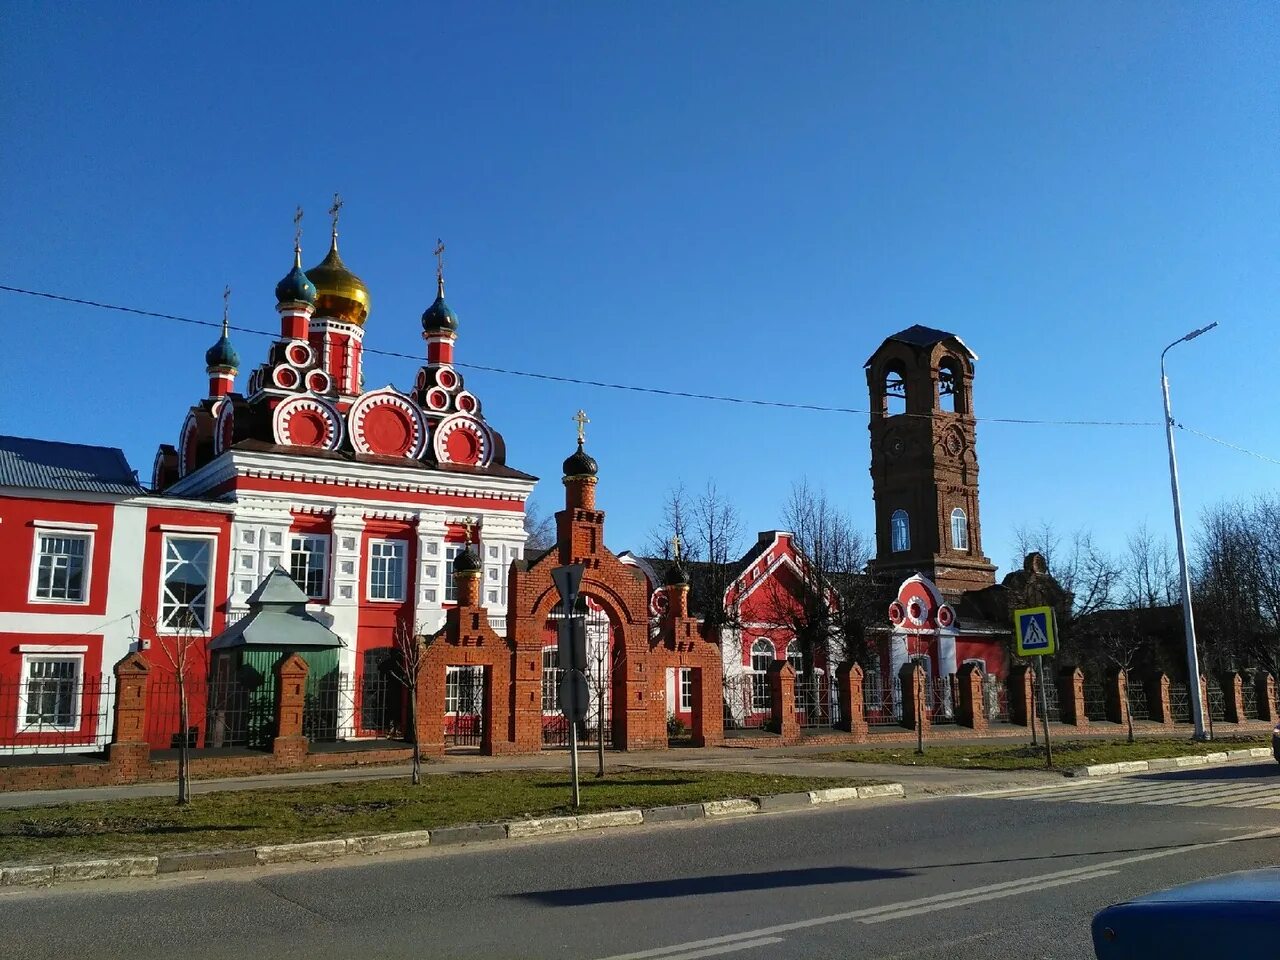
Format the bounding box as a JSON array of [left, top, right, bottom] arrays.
[[0, 781, 904, 888], [1066, 746, 1273, 778]]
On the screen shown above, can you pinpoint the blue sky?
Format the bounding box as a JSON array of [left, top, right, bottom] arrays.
[[1, 1, 1276, 573]]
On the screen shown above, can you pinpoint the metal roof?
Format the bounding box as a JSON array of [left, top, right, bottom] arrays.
[[211, 569, 345, 651], [0, 435, 147, 495], [864, 325, 978, 366]]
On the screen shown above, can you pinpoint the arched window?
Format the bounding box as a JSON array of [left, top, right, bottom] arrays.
[[950, 508, 969, 551], [882, 362, 908, 416], [891, 510, 910, 553], [786, 641, 804, 676], [938, 357, 965, 414], [750, 639, 774, 711]]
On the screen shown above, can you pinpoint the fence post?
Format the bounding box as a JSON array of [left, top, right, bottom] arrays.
[[273, 653, 309, 764], [898, 660, 929, 734], [1146, 672, 1173, 725], [835, 662, 868, 739], [1104, 667, 1129, 727], [108, 652, 152, 782], [1009, 664, 1035, 726], [768, 661, 798, 739], [1221, 672, 1245, 724], [957, 662, 986, 733], [1057, 667, 1087, 727], [1257, 672, 1278, 723]]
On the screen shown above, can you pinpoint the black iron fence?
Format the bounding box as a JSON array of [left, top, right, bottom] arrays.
[[863, 672, 901, 727], [1034, 674, 1061, 723], [303, 673, 406, 744], [1243, 681, 1259, 720], [1082, 680, 1107, 722], [1168, 682, 1192, 723], [1126, 679, 1150, 721], [926, 674, 957, 724], [1205, 679, 1226, 723], [0, 673, 115, 756]]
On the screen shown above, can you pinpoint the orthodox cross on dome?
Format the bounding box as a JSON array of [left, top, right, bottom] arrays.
[[573, 409, 590, 445], [293, 205, 304, 253], [462, 515, 477, 545], [328, 192, 343, 240], [434, 238, 446, 284], [221, 284, 231, 336], [672, 533, 683, 562]]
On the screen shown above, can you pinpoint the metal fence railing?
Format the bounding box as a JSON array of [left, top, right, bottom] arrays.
[[1034, 675, 1061, 723], [722, 674, 769, 731], [1205, 679, 1227, 723], [927, 674, 957, 724], [0, 673, 115, 756], [795, 674, 833, 729], [863, 672, 901, 727], [1168, 683, 1192, 723], [1082, 680, 1108, 722], [983, 676, 1010, 722], [1243, 681, 1259, 720], [303, 673, 406, 744], [1126, 679, 1150, 721]]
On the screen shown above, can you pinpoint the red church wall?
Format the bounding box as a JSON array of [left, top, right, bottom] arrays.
[[0, 496, 117, 616], [955, 637, 1009, 679], [0, 631, 107, 749], [355, 518, 417, 665]]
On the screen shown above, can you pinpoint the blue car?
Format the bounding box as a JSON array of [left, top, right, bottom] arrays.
[[1273, 722, 1280, 763], [1093, 870, 1280, 958]]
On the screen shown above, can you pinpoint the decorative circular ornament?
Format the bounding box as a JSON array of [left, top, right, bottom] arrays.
[[884, 434, 905, 458], [424, 386, 450, 412], [286, 340, 314, 367], [455, 390, 480, 415], [906, 599, 927, 626], [651, 592, 670, 617], [943, 430, 963, 457], [273, 365, 300, 390], [436, 367, 459, 391], [887, 601, 905, 626], [433, 413, 492, 467], [306, 369, 332, 394], [936, 604, 956, 628], [348, 389, 427, 458], [273, 395, 344, 450], [415, 368, 430, 393]]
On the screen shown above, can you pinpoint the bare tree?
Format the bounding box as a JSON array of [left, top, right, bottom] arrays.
[[648, 481, 745, 635], [647, 482, 697, 561], [1119, 523, 1179, 609], [1097, 626, 1147, 743], [390, 622, 431, 785], [1013, 522, 1119, 620], [146, 612, 205, 805], [523, 498, 557, 552]]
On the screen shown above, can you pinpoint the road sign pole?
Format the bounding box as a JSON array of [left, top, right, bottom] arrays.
[[569, 683, 581, 808], [1037, 656, 1053, 768]]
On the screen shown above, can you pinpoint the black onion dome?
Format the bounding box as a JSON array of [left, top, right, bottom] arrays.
[[562, 440, 598, 478], [205, 331, 239, 372], [453, 546, 482, 574], [421, 276, 458, 333], [664, 562, 690, 586]]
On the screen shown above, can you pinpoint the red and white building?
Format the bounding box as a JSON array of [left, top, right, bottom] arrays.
[[0, 222, 534, 751]]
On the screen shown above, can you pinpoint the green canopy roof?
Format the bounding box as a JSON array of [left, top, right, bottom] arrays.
[[210, 568, 345, 651]]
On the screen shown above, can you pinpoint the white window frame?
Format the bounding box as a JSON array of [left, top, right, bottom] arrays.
[[891, 509, 910, 553], [367, 539, 408, 602], [541, 645, 559, 714], [679, 667, 692, 712], [289, 533, 331, 600], [444, 543, 464, 603], [750, 638, 774, 712], [28, 528, 94, 605], [158, 533, 217, 634], [950, 508, 969, 551], [445, 665, 485, 716], [18, 652, 85, 732]]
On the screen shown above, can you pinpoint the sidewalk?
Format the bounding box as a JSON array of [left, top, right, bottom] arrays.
[[0, 739, 1067, 809]]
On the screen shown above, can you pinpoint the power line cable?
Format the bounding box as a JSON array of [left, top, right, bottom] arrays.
[[0, 281, 1163, 427], [1175, 422, 1280, 468]]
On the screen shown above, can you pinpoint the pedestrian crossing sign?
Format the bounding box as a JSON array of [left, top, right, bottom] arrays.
[[1014, 606, 1057, 656]]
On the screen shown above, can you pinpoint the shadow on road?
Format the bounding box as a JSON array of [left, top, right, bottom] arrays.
[[1136, 764, 1278, 783], [514, 865, 912, 906]]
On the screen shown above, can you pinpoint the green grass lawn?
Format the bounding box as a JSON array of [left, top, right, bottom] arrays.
[[826, 736, 1271, 771], [0, 769, 878, 866]]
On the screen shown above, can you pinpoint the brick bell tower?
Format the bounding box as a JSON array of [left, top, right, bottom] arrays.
[[865, 325, 996, 596]]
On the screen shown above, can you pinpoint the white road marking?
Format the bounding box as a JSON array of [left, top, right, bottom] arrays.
[[652, 937, 784, 960], [590, 827, 1280, 960], [995, 777, 1280, 810], [859, 870, 1118, 922]]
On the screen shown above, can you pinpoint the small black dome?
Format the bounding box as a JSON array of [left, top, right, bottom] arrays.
[[453, 546, 482, 575], [663, 562, 690, 586], [562, 440, 598, 478], [421, 277, 458, 333]]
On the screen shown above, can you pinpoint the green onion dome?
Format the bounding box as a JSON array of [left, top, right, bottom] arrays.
[[276, 248, 318, 306], [421, 276, 459, 333], [562, 440, 598, 478], [205, 331, 239, 372]]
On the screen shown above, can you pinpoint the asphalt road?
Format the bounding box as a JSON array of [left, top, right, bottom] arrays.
[[3, 762, 1279, 960]]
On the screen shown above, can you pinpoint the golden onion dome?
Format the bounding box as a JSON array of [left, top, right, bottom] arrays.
[[306, 235, 370, 326]]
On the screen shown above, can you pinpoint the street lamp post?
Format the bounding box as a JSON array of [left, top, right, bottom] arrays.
[[1160, 322, 1217, 741]]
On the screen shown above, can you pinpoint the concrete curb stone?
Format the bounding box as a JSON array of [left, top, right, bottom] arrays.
[[2, 782, 905, 886], [1068, 748, 1275, 778]]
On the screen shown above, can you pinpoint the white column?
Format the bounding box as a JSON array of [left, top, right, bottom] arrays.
[[413, 509, 447, 636], [327, 507, 365, 681]]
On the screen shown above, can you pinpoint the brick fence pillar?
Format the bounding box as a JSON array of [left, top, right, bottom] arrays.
[[272, 653, 309, 764], [1256, 672, 1278, 723], [957, 662, 987, 733], [691, 665, 724, 747], [1009, 664, 1035, 726], [1104, 668, 1129, 727], [1146, 672, 1172, 725], [899, 660, 929, 734], [107, 652, 151, 782], [835, 662, 868, 739], [768, 661, 798, 739], [1058, 667, 1087, 727], [1221, 672, 1245, 724]]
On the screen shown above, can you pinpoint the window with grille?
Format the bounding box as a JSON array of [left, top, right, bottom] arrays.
[[289, 535, 329, 599], [33, 532, 89, 602], [161, 536, 213, 630], [445, 665, 484, 715], [679, 668, 692, 711], [541, 646, 559, 713], [368, 540, 406, 601], [750, 639, 774, 711], [891, 510, 910, 553], [22, 657, 81, 728]]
